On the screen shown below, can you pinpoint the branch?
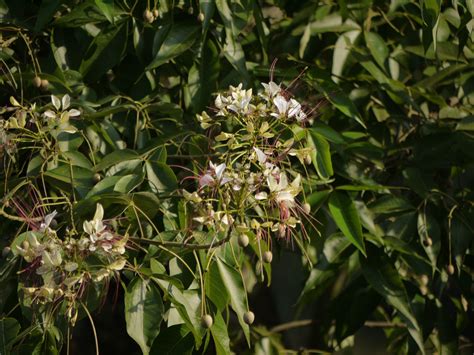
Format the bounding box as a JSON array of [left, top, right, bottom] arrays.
[[0, 208, 43, 222], [270, 319, 407, 333], [129, 229, 232, 250]]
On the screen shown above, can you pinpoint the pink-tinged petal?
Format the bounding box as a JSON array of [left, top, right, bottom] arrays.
[[215, 163, 226, 179], [220, 177, 232, 186], [199, 174, 214, 188]]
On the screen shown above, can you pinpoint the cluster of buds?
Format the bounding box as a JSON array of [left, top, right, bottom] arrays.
[[187, 82, 313, 249], [14, 204, 127, 323], [143, 8, 159, 23]]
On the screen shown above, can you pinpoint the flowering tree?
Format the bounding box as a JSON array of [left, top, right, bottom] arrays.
[[1, 0, 473, 354]]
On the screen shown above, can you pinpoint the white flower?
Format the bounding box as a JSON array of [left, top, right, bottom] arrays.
[[267, 172, 301, 207], [272, 95, 290, 118], [262, 81, 281, 99], [200, 162, 231, 188], [287, 99, 302, 118], [83, 203, 105, 236], [39, 210, 58, 232], [227, 84, 253, 114], [270, 94, 305, 121], [253, 147, 267, 164]]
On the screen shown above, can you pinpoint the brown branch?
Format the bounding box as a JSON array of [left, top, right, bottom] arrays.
[[129, 229, 231, 250], [270, 319, 314, 333], [270, 319, 407, 333], [364, 321, 406, 328]]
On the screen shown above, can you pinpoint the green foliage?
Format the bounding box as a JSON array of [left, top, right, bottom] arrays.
[[0, 0, 473, 354]]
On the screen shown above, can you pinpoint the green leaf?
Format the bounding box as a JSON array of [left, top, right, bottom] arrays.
[[114, 174, 143, 193], [317, 79, 366, 128], [417, 211, 440, 268], [124, 278, 164, 355], [215, 0, 250, 84], [152, 278, 204, 348], [150, 325, 194, 355], [62, 151, 93, 169], [79, 23, 126, 80], [53, 2, 109, 26], [451, 216, 473, 273], [34, 0, 60, 32], [312, 122, 346, 144], [216, 257, 250, 345], [364, 32, 389, 70], [360, 247, 425, 354], [332, 30, 360, 81], [205, 262, 229, 312], [44, 165, 94, 197], [147, 23, 200, 70], [328, 191, 366, 255], [95, 149, 139, 172], [58, 132, 84, 152], [0, 317, 20, 354], [422, 0, 440, 52], [299, 233, 354, 303], [210, 312, 231, 355], [368, 195, 414, 214], [145, 161, 177, 194], [185, 39, 220, 113], [309, 130, 333, 179], [199, 0, 216, 35], [85, 175, 122, 198], [305, 189, 331, 212], [94, 0, 115, 23]]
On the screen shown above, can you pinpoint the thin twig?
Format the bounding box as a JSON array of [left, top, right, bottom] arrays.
[[270, 319, 407, 333], [364, 321, 406, 328], [129, 229, 232, 250], [271, 319, 314, 333]]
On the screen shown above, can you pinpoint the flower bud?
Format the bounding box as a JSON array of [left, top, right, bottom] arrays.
[[40, 79, 49, 91], [50, 219, 58, 229], [32, 76, 42, 88], [143, 9, 154, 23], [2, 246, 11, 258], [197, 12, 205, 22], [302, 203, 311, 214], [278, 224, 286, 238], [238, 234, 249, 248], [21, 240, 30, 250], [201, 314, 213, 329], [420, 274, 429, 286], [262, 251, 273, 263], [93, 173, 102, 183], [244, 311, 255, 325], [152, 9, 159, 18], [304, 154, 312, 165], [423, 237, 433, 247], [447, 264, 455, 275]]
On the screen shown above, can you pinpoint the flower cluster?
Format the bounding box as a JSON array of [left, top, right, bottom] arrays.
[[14, 204, 127, 323], [188, 82, 313, 246]]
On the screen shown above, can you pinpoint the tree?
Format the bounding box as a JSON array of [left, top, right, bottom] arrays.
[[0, 0, 473, 353]]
